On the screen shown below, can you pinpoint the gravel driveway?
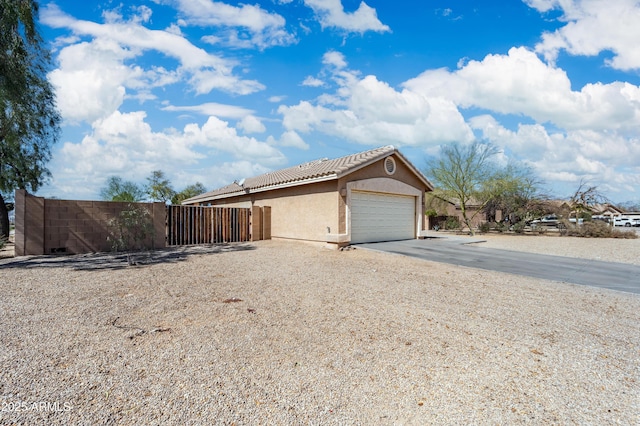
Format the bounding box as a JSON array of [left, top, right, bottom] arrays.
[[1, 239, 639, 424]]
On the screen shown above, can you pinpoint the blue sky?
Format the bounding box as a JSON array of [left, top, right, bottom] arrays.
[[37, 0, 640, 203]]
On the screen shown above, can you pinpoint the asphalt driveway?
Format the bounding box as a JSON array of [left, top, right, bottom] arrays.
[[357, 238, 640, 294]]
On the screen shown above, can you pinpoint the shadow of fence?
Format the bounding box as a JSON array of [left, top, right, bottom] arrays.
[[0, 243, 256, 271]]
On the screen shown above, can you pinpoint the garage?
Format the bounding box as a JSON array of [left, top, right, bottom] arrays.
[[183, 145, 433, 248], [350, 191, 416, 244]]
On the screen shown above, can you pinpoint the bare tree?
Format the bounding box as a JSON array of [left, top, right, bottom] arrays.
[[426, 142, 500, 235], [568, 179, 608, 221]]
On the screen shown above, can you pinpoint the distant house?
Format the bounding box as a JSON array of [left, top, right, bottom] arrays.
[[183, 145, 434, 247], [590, 203, 624, 219], [424, 193, 500, 231]]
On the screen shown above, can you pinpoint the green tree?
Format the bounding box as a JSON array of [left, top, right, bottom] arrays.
[[146, 170, 175, 203], [171, 182, 206, 205], [107, 203, 155, 265], [100, 176, 145, 202], [425, 142, 500, 235], [0, 0, 60, 239], [483, 162, 547, 223]]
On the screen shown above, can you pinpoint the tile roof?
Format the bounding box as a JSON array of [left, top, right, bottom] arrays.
[[183, 145, 432, 204]]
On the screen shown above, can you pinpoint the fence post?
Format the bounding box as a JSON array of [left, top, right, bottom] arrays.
[[251, 206, 262, 241], [262, 206, 271, 240]]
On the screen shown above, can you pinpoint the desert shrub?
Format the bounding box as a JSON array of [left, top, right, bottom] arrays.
[[511, 221, 526, 234], [561, 221, 637, 239], [478, 222, 491, 233], [108, 204, 155, 263], [444, 216, 461, 230], [494, 222, 506, 233]]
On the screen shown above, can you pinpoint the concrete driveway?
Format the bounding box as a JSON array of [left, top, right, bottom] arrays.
[[357, 238, 640, 294]]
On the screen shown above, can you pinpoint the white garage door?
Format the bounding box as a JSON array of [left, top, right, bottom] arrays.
[[350, 191, 416, 244]]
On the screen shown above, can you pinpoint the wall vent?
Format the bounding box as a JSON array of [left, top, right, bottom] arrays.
[[384, 156, 396, 175]]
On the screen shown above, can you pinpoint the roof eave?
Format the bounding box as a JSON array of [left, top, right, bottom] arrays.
[[184, 173, 339, 204]]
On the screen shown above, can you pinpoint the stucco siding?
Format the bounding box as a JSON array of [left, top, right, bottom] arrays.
[[338, 155, 426, 192], [206, 181, 340, 242], [253, 181, 339, 241]]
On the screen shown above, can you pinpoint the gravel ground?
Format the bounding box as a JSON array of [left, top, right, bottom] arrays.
[[1, 239, 639, 425]]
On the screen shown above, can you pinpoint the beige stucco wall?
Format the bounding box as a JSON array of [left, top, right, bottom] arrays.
[[207, 181, 340, 242], [254, 184, 339, 242], [203, 153, 430, 244]]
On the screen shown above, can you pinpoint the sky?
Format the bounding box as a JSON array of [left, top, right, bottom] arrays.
[[36, 0, 640, 203]]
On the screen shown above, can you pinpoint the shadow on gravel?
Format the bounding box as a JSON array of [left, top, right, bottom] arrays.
[[0, 243, 256, 271]]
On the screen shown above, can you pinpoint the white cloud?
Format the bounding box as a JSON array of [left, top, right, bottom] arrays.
[[238, 115, 266, 134], [162, 103, 254, 119], [183, 116, 286, 166], [302, 76, 325, 87], [403, 47, 640, 132], [304, 0, 390, 33], [276, 51, 477, 147], [275, 130, 310, 150], [470, 114, 640, 196], [42, 3, 264, 110], [279, 62, 474, 147], [167, 0, 296, 49], [529, 0, 640, 70], [523, 0, 556, 13], [323, 50, 348, 69], [48, 42, 129, 124], [46, 111, 286, 198]]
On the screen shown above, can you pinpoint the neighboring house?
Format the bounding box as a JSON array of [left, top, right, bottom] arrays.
[[183, 145, 434, 247], [549, 200, 624, 220], [424, 193, 500, 231], [590, 203, 623, 219]]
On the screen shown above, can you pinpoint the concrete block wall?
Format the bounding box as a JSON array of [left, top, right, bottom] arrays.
[[15, 190, 166, 256]]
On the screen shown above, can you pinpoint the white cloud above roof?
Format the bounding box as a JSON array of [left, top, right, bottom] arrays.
[[48, 110, 286, 199], [279, 58, 474, 147], [403, 47, 640, 132], [528, 0, 640, 70]]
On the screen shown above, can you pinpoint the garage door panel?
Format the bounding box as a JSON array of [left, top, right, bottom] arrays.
[[351, 191, 415, 244]]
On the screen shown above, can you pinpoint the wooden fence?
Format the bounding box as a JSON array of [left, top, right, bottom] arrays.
[[166, 205, 251, 246]]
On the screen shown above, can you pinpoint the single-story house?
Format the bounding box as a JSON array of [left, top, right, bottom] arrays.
[[183, 145, 434, 247]]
